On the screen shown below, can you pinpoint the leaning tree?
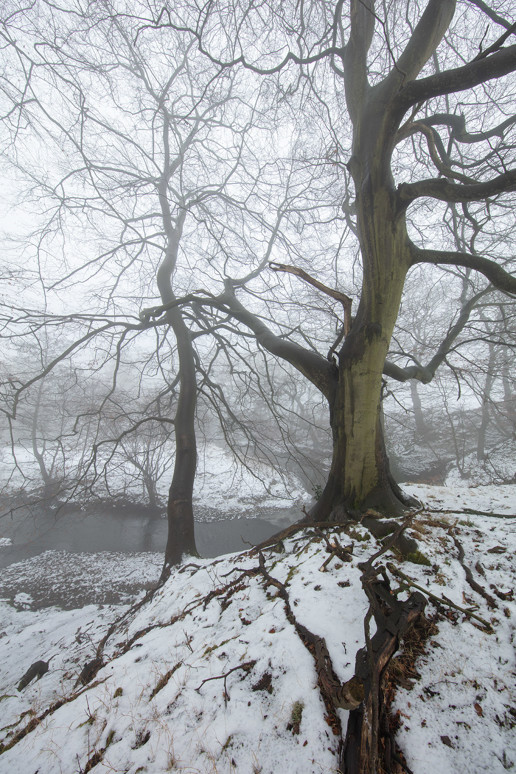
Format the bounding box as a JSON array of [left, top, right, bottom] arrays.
[[147, 0, 516, 523]]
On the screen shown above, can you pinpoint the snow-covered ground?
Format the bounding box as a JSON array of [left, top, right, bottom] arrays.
[[0, 442, 309, 515], [0, 484, 514, 773]]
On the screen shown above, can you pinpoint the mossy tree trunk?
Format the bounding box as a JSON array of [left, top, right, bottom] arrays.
[[222, 0, 516, 525], [312, 89, 414, 518]]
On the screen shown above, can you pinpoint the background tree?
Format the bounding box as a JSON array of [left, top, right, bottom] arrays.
[[0, 0, 316, 567]]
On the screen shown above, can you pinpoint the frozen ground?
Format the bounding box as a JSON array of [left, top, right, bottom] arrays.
[[0, 483, 514, 773], [0, 551, 162, 609]]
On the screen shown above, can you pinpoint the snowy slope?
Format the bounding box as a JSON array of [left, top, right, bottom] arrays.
[[0, 484, 514, 774]]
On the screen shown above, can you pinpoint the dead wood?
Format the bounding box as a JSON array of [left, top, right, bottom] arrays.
[[426, 507, 516, 519], [448, 530, 497, 609], [387, 563, 493, 631], [196, 661, 256, 706], [340, 566, 427, 774]]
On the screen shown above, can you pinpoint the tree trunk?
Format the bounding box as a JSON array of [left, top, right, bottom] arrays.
[[156, 207, 199, 573], [162, 307, 199, 574], [311, 151, 414, 521], [410, 381, 427, 439], [477, 342, 496, 461]]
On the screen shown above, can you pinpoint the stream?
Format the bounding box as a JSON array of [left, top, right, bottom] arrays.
[[0, 500, 303, 570]]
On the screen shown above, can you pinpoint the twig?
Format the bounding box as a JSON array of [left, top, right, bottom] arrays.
[[196, 661, 256, 706], [386, 563, 493, 631]]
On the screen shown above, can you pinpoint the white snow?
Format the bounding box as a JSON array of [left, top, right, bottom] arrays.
[[0, 484, 514, 773], [0, 441, 309, 514]]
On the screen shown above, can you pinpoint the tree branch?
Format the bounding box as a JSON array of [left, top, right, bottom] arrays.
[[269, 262, 353, 334], [398, 44, 516, 108], [218, 284, 335, 400], [411, 247, 516, 295], [413, 112, 516, 144], [397, 169, 516, 207], [343, 0, 375, 122], [381, 0, 455, 94], [395, 121, 475, 183], [466, 0, 514, 30], [383, 289, 487, 383]]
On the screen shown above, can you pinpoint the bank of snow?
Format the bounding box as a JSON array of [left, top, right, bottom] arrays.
[[0, 484, 515, 773], [0, 441, 309, 515]]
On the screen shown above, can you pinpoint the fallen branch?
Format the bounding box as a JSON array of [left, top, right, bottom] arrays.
[[448, 530, 497, 609], [386, 563, 493, 631], [315, 528, 353, 570], [425, 507, 516, 520], [196, 661, 256, 706]]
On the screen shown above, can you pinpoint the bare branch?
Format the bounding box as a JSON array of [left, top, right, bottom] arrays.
[[397, 169, 516, 207], [411, 247, 516, 295], [398, 44, 516, 107], [269, 262, 353, 335]]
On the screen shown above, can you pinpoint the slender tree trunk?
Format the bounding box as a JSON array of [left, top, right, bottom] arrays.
[[156, 208, 199, 573], [162, 307, 199, 573], [31, 380, 55, 501], [410, 381, 427, 439], [502, 361, 516, 439], [477, 342, 496, 461]]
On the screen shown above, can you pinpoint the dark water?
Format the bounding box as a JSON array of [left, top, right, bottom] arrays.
[[0, 501, 301, 569]]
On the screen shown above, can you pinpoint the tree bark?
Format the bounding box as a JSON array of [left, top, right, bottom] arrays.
[[310, 90, 415, 520], [157, 202, 199, 571], [161, 306, 199, 573]]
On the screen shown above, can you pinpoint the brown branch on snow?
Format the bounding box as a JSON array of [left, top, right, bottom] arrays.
[[448, 529, 498, 609], [317, 531, 354, 571], [386, 563, 493, 631], [196, 661, 257, 706], [424, 506, 516, 519]]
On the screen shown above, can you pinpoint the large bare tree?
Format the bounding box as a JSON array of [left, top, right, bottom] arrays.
[[147, 0, 516, 521], [1, 0, 515, 567]]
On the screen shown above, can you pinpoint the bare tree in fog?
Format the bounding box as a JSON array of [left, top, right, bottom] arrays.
[[0, 2, 319, 569], [1, 0, 516, 570], [153, 0, 516, 525]]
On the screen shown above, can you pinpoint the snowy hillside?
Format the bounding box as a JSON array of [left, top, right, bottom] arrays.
[[0, 485, 515, 773]]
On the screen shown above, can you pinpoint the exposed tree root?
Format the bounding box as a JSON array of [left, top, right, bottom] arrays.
[[256, 550, 364, 750], [4, 523, 496, 772], [340, 567, 427, 774], [0, 677, 109, 754]]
